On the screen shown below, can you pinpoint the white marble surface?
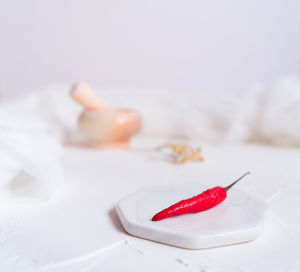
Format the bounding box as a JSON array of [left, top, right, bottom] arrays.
[[0, 140, 299, 271]]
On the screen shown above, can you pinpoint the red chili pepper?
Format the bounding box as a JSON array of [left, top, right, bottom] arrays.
[[152, 172, 250, 221]]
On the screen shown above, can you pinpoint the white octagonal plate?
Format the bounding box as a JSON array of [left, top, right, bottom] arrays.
[[115, 183, 268, 249]]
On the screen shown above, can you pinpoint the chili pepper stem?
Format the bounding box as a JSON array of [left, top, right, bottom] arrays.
[[223, 172, 250, 191]]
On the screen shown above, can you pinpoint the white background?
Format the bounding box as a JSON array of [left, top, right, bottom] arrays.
[[0, 0, 300, 98]]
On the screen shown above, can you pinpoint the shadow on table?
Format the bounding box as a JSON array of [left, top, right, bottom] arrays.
[[109, 208, 127, 234]]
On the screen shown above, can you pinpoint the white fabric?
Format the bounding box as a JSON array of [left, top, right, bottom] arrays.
[[4, 77, 300, 146], [0, 120, 63, 202], [0, 76, 299, 201]]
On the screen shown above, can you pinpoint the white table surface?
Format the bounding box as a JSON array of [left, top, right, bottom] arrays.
[[0, 139, 299, 271]]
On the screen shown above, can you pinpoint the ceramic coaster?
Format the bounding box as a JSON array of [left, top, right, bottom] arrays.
[[115, 183, 267, 249]]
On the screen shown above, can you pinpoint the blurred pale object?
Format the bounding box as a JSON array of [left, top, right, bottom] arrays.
[[70, 82, 142, 148], [70, 82, 108, 111], [78, 109, 142, 148], [0, 128, 63, 203], [2, 77, 299, 148]]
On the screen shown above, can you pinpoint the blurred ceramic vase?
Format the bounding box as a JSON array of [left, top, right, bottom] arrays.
[[71, 82, 142, 148], [78, 109, 142, 148]]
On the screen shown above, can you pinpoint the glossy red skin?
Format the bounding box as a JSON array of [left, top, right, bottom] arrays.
[[152, 186, 227, 221]]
